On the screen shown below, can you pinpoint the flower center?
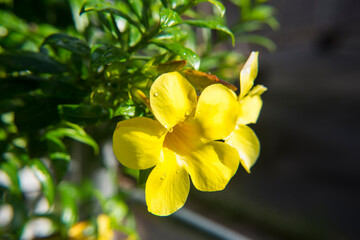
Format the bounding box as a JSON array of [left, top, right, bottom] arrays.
[[163, 120, 201, 156]]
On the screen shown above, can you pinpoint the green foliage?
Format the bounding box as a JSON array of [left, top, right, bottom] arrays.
[[0, 0, 278, 238]]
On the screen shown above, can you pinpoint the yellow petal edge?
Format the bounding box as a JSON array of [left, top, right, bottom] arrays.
[[113, 117, 166, 169], [195, 84, 239, 140], [150, 72, 197, 130], [225, 125, 260, 173], [240, 51, 259, 98], [146, 148, 190, 216]]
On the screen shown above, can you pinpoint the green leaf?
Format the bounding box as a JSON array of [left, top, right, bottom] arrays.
[[153, 26, 188, 41], [266, 17, 280, 31], [160, 0, 169, 8], [248, 5, 276, 21], [207, 0, 226, 17], [183, 19, 235, 45], [232, 21, 262, 35], [238, 34, 276, 52], [0, 52, 67, 73], [114, 100, 136, 118], [58, 183, 79, 227], [129, 24, 142, 47], [50, 153, 70, 182], [68, 131, 99, 154], [152, 41, 200, 70], [0, 10, 29, 35], [104, 196, 131, 228], [91, 46, 129, 70], [42, 33, 90, 56], [160, 8, 182, 31], [81, 2, 144, 33], [0, 161, 21, 195], [46, 126, 99, 155], [125, 0, 143, 20], [45, 134, 67, 153], [30, 159, 55, 205], [58, 104, 111, 126]]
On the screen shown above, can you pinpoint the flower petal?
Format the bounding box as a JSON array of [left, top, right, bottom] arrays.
[[183, 141, 240, 191], [146, 148, 190, 216], [113, 117, 166, 169], [237, 85, 266, 125], [97, 214, 114, 240], [194, 84, 239, 140], [248, 84, 267, 96], [225, 125, 260, 173], [150, 72, 197, 130], [239, 51, 259, 98], [163, 120, 203, 156]]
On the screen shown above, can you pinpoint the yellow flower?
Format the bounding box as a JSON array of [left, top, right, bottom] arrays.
[[225, 52, 267, 173], [68, 221, 94, 240], [113, 72, 241, 216], [97, 214, 114, 240], [68, 214, 114, 240]]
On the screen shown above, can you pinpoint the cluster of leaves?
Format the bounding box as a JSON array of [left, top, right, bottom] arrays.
[[0, 0, 277, 238]]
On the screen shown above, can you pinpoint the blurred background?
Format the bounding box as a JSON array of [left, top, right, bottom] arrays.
[[132, 0, 360, 239], [1, 0, 360, 239]]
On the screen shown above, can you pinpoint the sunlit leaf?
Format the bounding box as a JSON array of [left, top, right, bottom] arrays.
[[81, 2, 144, 33], [0, 10, 29, 35], [91, 46, 129, 70], [152, 41, 200, 70], [42, 33, 90, 56], [129, 24, 142, 46], [248, 5, 276, 21], [125, 0, 143, 20], [58, 183, 79, 227], [45, 134, 67, 153], [206, 0, 226, 17], [30, 159, 55, 205], [46, 126, 99, 155], [0, 161, 21, 195], [68, 133, 98, 155], [114, 100, 136, 118], [183, 19, 235, 45], [153, 26, 188, 41], [160, 8, 182, 31]]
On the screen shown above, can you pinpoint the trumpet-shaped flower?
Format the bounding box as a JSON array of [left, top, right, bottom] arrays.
[[225, 52, 267, 173], [113, 72, 241, 216]]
